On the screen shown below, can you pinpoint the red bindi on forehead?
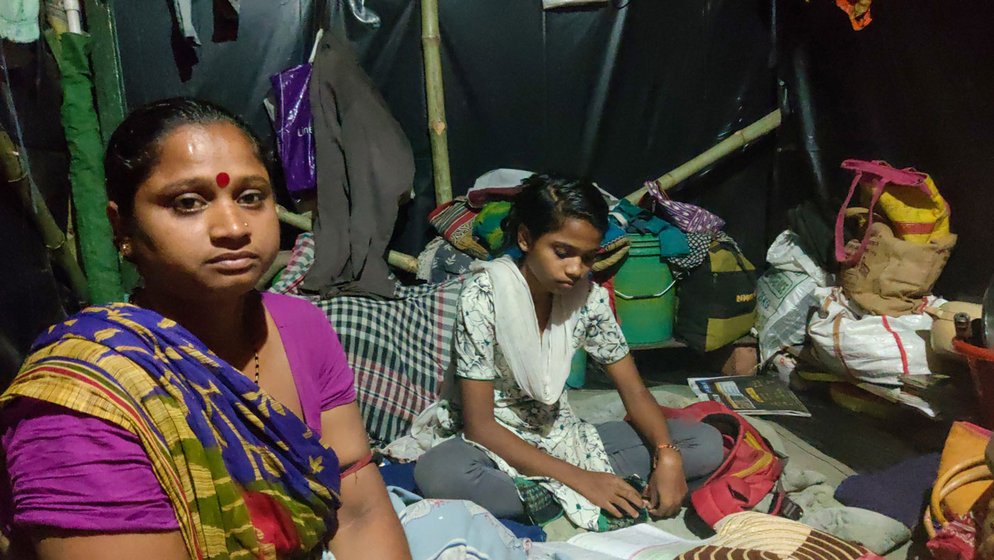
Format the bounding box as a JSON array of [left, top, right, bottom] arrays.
[[215, 172, 230, 188]]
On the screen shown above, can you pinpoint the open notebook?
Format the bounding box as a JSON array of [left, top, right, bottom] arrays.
[[531, 524, 709, 560]]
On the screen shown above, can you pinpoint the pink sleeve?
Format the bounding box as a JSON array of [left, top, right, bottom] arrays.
[[262, 292, 356, 414], [1, 399, 179, 532]]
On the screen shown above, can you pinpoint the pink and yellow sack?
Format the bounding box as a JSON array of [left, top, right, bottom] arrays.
[[835, 159, 951, 266]]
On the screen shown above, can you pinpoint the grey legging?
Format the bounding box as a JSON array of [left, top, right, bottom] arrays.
[[413, 419, 724, 519]]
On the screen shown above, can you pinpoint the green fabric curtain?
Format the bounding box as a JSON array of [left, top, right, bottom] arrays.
[[45, 30, 122, 304]]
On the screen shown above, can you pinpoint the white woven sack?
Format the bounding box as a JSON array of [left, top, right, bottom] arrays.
[[807, 287, 940, 385]]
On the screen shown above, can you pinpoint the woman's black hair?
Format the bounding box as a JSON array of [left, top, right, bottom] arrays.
[[104, 97, 267, 217], [502, 174, 609, 251]]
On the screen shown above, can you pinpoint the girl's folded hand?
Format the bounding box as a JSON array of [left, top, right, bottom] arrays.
[[567, 470, 644, 518]]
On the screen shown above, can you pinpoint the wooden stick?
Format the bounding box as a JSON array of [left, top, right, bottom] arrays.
[[625, 109, 782, 203], [1, 132, 89, 302], [420, 0, 453, 205], [275, 205, 419, 274]]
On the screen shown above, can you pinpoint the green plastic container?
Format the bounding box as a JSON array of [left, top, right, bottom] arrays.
[[613, 234, 676, 347]]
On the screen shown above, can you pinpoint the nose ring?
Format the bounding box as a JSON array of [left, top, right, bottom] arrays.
[[243, 222, 249, 227]]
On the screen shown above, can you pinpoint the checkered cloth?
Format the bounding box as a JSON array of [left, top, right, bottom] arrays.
[[513, 477, 562, 526], [667, 231, 714, 279], [270, 233, 463, 447]]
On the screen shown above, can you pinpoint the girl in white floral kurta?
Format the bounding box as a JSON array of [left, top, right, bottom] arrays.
[[414, 175, 723, 531]]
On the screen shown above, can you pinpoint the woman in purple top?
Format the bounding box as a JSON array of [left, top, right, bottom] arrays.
[[0, 98, 410, 559]]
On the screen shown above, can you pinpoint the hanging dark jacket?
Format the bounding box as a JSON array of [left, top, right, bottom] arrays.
[[300, 32, 414, 298]]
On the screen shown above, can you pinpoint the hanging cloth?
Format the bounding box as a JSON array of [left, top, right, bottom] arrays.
[[301, 32, 414, 298], [0, 0, 39, 43], [835, 0, 873, 30], [170, 0, 240, 45]]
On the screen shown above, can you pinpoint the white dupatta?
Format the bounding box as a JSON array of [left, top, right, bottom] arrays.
[[471, 256, 589, 405]]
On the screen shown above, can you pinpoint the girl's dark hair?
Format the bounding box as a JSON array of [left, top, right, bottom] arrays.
[[104, 97, 266, 217], [503, 174, 609, 250]]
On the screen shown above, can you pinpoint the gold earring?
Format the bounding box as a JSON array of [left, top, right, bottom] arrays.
[[119, 241, 131, 258]]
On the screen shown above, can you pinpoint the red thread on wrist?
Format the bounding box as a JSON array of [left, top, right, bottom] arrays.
[[339, 452, 375, 479]]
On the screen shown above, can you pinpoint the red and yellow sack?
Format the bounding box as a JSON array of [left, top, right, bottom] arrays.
[[835, 159, 951, 266]]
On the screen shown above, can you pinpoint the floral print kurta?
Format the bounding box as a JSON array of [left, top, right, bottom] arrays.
[[451, 271, 629, 529]]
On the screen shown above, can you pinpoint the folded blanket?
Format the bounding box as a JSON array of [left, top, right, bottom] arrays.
[[834, 453, 939, 529], [801, 507, 910, 555]]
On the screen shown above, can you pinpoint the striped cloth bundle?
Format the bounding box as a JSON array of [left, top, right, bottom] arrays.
[[677, 512, 884, 560], [644, 180, 726, 234], [271, 233, 463, 447]]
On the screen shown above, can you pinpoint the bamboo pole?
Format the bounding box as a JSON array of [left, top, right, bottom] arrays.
[[420, 0, 453, 205], [276, 205, 419, 274], [275, 204, 311, 231], [1, 132, 89, 302], [387, 249, 419, 274], [625, 109, 782, 203]]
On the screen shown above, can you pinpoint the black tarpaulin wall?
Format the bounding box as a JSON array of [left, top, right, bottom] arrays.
[[0, 43, 71, 385], [6, 0, 994, 381], [112, 0, 775, 265], [775, 0, 994, 300]]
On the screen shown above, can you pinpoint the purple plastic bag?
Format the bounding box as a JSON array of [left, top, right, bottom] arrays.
[[270, 63, 316, 195]]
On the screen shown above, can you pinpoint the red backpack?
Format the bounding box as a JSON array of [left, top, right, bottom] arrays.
[[664, 401, 786, 527]]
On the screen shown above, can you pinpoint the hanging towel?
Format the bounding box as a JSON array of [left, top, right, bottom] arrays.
[[0, 0, 39, 43], [644, 180, 726, 234]]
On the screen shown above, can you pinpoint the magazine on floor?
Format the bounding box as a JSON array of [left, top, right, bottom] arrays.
[[688, 375, 812, 417]]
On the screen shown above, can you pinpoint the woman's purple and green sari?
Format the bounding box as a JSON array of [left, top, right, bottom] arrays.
[[1, 303, 342, 559]]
